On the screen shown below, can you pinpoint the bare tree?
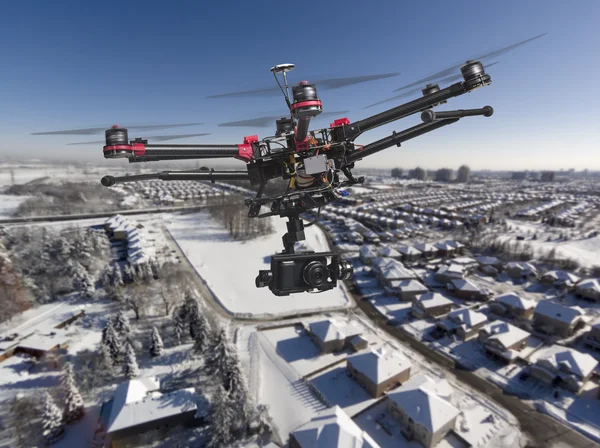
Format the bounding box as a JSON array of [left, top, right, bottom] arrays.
[[126, 284, 149, 320]]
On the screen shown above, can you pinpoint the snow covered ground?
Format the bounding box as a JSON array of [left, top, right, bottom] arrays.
[[0, 194, 31, 218], [166, 211, 352, 318]]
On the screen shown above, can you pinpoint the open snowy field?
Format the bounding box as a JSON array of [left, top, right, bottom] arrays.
[[0, 194, 32, 218], [165, 211, 352, 318]]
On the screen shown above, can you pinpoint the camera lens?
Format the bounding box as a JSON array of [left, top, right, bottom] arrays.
[[303, 261, 328, 288], [255, 270, 273, 288], [337, 259, 354, 281]]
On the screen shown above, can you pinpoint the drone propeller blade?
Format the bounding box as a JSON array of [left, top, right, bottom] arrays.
[[218, 111, 350, 128], [365, 62, 499, 109], [32, 123, 204, 136], [393, 33, 545, 92], [66, 133, 212, 145], [206, 73, 400, 99]]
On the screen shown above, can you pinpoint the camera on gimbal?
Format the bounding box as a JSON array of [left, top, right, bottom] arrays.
[[256, 251, 353, 296]]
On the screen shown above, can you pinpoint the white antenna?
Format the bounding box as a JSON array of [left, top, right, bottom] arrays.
[[270, 63, 295, 109]]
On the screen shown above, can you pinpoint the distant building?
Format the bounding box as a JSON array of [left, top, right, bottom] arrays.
[[391, 168, 403, 178], [456, 165, 471, 183], [533, 301, 585, 338], [511, 171, 527, 180], [102, 377, 200, 443], [530, 346, 598, 394], [541, 171, 555, 182], [387, 373, 459, 448], [541, 271, 581, 289], [478, 322, 530, 363], [409, 167, 426, 181], [412, 292, 454, 318], [505, 262, 538, 281], [290, 406, 380, 448], [346, 346, 412, 398], [435, 168, 454, 182], [307, 320, 362, 354]]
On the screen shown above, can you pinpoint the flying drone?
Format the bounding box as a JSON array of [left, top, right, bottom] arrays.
[[33, 34, 545, 297]]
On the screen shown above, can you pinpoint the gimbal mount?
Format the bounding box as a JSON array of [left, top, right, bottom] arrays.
[[100, 60, 495, 295]]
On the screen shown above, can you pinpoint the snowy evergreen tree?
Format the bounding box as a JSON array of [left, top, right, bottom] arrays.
[[113, 311, 131, 336], [98, 342, 114, 373], [41, 393, 65, 445], [110, 264, 124, 288], [250, 404, 272, 441], [207, 385, 235, 448], [150, 326, 164, 357], [172, 306, 187, 345], [123, 263, 135, 284], [101, 320, 122, 365], [122, 343, 140, 379], [226, 359, 252, 437], [192, 308, 213, 355], [185, 292, 201, 340], [205, 327, 236, 380], [60, 363, 85, 423], [77, 270, 95, 298], [100, 265, 113, 288]]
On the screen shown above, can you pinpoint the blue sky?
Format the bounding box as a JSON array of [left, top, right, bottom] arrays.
[[0, 0, 598, 170]]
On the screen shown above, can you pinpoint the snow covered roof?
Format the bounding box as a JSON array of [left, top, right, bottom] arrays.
[[436, 264, 464, 278], [447, 308, 487, 328], [359, 245, 378, 259], [445, 240, 465, 249], [449, 278, 481, 292], [396, 245, 422, 256], [396, 279, 428, 293], [16, 329, 69, 352], [481, 322, 530, 349], [505, 262, 538, 275], [534, 301, 584, 324], [537, 347, 598, 379], [347, 345, 411, 385], [107, 377, 197, 434], [495, 293, 535, 311], [373, 258, 416, 280], [308, 320, 361, 344], [387, 373, 459, 432], [576, 279, 600, 293], [542, 270, 581, 284], [378, 246, 401, 258], [291, 405, 380, 448], [414, 243, 437, 253], [414, 292, 454, 309]]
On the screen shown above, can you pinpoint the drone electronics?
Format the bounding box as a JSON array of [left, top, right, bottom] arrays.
[[30, 33, 545, 297], [95, 59, 496, 296]]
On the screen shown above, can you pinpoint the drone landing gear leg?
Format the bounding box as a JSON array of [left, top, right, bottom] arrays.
[[282, 214, 305, 254], [248, 183, 266, 218]]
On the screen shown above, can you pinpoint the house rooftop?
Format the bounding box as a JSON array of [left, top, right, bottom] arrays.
[[291, 405, 380, 448], [414, 292, 454, 309], [387, 373, 459, 432], [308, 319, 362, 344], [106, 377, 198, 434], [495, 292, 535, 310], [535, 301, 584, 324], [449, 278, 481, 292], [447, 308, 487, 328], [536, 346, 598, 379], [481, 322, 530, 349], [347, 345, 411, 384], [396, 279, 428, 293]]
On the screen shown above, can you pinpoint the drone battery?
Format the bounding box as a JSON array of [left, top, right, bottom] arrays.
[[303, 154, 327, 175]]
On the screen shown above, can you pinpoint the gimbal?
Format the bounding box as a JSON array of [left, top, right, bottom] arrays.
[[100, 60, 494, 295]]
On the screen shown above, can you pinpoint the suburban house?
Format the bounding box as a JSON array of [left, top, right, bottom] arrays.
[[101, 377, 201, 444], [413, 243, 438, 259], [478, 322, 530, 363], [505, 262, 538, 281], [530, 346, 598, 394], [491, 293, 535, 319], [307, 319, 362, 354], [12, 329, 70, 360], [445, 240, 465, 254], [372, 257, 417, 287], [412, 292, 454, 318], [392, 279, 429, 301], [541, 270, 581, 288], [575, 279, 600, 302], [359, 245, 378, 265], [387, 373, 459, 448], [378, 246, 402, 259], [433, 242, 455, 257], [397, 245, 422, 262], [476, 256, 503, 277], [290, 405, 380, 448], [436, 308, 488, 340], [446, 278, 493, 301], [434, 264, 465, 283], [346, 346, 412, 398], [533, 301, 585, 338], [584, 323, 600, 351]]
